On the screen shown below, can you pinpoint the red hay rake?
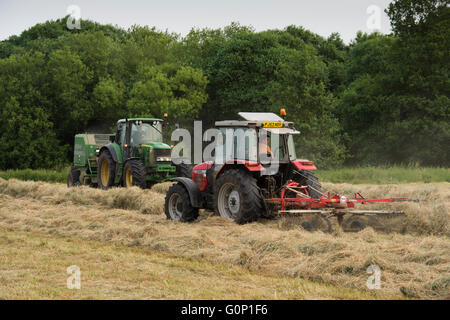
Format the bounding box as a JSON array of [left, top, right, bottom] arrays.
[[265, 181, 418, 231]]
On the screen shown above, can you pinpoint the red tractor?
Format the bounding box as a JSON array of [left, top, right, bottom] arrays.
[[164, 111, 413, 231], [165, 111, 414, 231], [164, 111, 323, 225]]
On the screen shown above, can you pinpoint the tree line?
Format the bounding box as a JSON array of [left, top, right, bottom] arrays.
[[0, 0, 448, 169]]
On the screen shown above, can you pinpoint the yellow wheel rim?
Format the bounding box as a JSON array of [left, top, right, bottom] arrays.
[[125, 167, 132, 187], [101, 159, 109, 186]]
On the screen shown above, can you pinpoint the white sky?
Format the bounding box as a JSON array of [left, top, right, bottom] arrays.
[[0, 0, 393, 43]]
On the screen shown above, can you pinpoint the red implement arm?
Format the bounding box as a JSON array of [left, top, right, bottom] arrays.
[[265, 180, 417, 214]]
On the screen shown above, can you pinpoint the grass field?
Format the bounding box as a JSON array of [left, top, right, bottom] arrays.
[[0, 168, 68, 184], [0, 178, 448, 299], [1, 166, 449, 184], [315, 166, 450, 184]]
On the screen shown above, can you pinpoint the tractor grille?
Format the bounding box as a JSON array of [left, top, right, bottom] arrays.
[[153, 148, 172, 164], [154, 149, 171, 157]]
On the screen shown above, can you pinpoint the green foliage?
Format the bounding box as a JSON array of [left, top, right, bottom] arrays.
[[0, 167, 68, 183], [338, 1, 449, 166], [0, 52, 68, 169], [47, 47, 93, 140], [0, 7, 447, 170], [93, 77, 126, 121], [0, 19, 208, 169]]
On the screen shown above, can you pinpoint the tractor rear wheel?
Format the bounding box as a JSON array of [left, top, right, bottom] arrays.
[[165, 183, 199, 222], [67, 169, 81, 187], [292, 170, 322, 199], [122, 160, 146, 188], [97, 151, 115, 190], [214, 169, 264, 224]]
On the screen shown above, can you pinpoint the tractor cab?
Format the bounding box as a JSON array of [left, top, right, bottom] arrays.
[[176, 111, 322, 223], [93, 117, 177, 190], [115, 118, 170, 161], [213, 112, 300, 166], [195, 111, 316, 188]]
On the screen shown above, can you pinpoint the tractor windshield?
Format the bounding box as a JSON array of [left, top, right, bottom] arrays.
[[287, 135, 296, 160], [214, 127, 294, 163], [130, 121, 163, 145], [259, 131, 288, 162], [215, 127, 258, 163]]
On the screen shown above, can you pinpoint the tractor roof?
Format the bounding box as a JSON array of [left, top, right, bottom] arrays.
[[117, 118, 163, 123], [215, 112, 300, 134], [238, 112, 284, 122]]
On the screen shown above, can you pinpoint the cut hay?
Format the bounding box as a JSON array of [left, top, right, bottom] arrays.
[[0, 178, 448, 299]]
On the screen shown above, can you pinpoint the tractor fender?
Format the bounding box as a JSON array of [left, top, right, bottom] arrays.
[[215, 160, 264, 181], [170, 177, 201, 208], [291, 159, 317, 171], [123, 157, 141, 165], [100, 144, 119, 163]]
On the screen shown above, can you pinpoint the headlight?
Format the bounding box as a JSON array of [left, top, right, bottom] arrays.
[[156, 156, 171, 162]]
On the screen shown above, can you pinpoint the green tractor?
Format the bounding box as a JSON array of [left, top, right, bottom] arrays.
[[68, 118, 191, 189]]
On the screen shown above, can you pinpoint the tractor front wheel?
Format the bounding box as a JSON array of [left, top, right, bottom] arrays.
[[165, 183, 199, 222], [214, 169, 264, 224], [97, 151, 115, 190], [122, 160, 146, 188]]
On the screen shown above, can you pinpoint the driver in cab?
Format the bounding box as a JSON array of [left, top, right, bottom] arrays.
[[258, 134, 273, 159]]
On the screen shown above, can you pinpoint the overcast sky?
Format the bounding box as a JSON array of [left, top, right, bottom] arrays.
[[0, 0, 393, 43]]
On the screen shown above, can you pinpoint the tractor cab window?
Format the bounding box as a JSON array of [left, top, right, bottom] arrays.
[[130, 121, 163, 145], [215, 127, 258, 163], [259, 131, 287, 162], [287, 135, 297, 160], [234, 128, 257, 161], [119, 124, 126, 146]]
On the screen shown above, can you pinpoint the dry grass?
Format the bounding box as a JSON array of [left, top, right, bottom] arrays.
[[322, 182, 449, 237], [151, 182, 174, 194], [0, 178, 448, 299], [0, 228, 390, 299], [0, 178, 164, 215]]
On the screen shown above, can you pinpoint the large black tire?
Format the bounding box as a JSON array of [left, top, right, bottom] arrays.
[[165, 183, 199, 222], [174, 163, 193, 178], [122, 159, 146, 188], [292, 170, 323, 199], [97, 151, 115, 190], [67, 169, 81, 187], [214, 169, 264, 224]]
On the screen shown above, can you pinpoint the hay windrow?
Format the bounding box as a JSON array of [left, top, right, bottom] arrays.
[[0, 178, 164, 215]]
